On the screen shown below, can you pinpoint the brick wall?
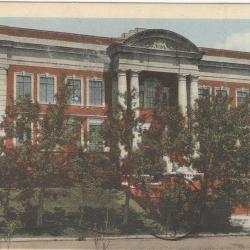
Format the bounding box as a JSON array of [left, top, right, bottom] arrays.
[[198, 79, 250, 107]]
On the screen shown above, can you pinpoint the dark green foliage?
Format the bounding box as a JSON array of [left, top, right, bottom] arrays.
[[156, 176, 200, 235], [192, 95, 250, 231]]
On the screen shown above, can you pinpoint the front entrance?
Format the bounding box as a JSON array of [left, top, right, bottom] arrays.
[[139, 71, 178, 109]]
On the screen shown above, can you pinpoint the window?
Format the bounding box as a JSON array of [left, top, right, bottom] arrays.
[[143, 78, 169, 108], [198, 87, 210, 98], [16, 121, 32, 145], [144, 85, 156, 108], [236, 89, 249, 107], [144, 78, 159, 108], [39, 76, 55, 103], [66, 118, 82, 146], [67, 78, 82, 105], [139, 86, 144, 108], [88, 119, 103, 150], [88, 79, 104, 106], [15, 74, 32, 100], [215, 87, 228, 97], [161, 87, 169, 105]]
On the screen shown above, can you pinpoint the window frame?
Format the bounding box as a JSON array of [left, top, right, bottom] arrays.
[[143, 78, 169, 108], [66, 116, 84, 146], [13, 121, 34, 146], [215, 86, 230, 97], [198, 85, 211, 99], [236, 88, 249, 107], [87, 77, 105, 107], [37, 73, 57, 104], [144, 78, 159, 108], [66, 76, 84, 106], [14, 72, 34, 101], [87, 118, 104, 151]]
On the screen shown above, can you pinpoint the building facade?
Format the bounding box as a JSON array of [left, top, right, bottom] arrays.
[[0, 26, 249, 154]]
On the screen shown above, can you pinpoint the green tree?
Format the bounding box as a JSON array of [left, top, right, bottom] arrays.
[[101, 81, 140, 231], [1, 83, 74, 228], [192, 95, 250, 231]]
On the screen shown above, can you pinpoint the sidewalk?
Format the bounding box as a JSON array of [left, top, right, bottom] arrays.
[[0, 232, 249, 242], [0, 235, 250, 250]]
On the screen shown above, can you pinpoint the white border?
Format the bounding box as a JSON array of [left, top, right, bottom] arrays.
[[198, 85, 211, 97], [86, 77, 105, 108], [14, 72, 34, 101], [215, 86, 230, 96], [236, 88, 249, 107], [13, 121, 34, 146], [66, 76, 84, 107], [37, 73, 57, 104], [67, 116, 84, 146], [87, 117, 104, 150]]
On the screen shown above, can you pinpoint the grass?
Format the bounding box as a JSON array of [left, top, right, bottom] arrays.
[[0, 187, 153, 237]]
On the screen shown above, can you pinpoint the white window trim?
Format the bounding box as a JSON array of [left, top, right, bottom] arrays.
[[37, 73, 57, 104], [14, 72, 34, 101], [215, 86, 230, 96], [81, 125, 84, 147], [143, 78, 161, 108], [66, 76, 84, 107], [87, 118, 104, 149], [67, 116, 84, 146], [87, 77, 105, 108], [13, 121, 35, 146], [198, 85, 211, 97], [236, 88, 249, 107]]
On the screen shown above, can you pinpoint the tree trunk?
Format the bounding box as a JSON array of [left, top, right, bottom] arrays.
[[199, 156, 212, 231], [36, 187, 45, 228], [3, 188, 10, 220], [123, 187, 130, 230]]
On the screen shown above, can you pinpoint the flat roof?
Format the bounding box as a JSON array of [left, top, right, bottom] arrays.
[[1, 25, 250, 60], [201, 47, 250, 60], [0, 25, 122, 45]]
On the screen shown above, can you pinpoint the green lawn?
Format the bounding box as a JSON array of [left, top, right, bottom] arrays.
[[0, 187, 154, 237]]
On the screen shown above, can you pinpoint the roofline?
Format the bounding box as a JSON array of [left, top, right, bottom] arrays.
[[0, 25, 123, 45], [1, 25, 250, 60], [201, 47, 250, 60]]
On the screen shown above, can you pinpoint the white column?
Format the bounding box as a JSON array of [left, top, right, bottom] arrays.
[[178, 74, 187, 115], [190, 75, 199, 108], [130, 71, 140, 117], [117, 70, 127, 109], [117, 71, 128, 159], [130, 71, 140, 149], [0, 66, 7, 137], [112, 74, 118, 108]]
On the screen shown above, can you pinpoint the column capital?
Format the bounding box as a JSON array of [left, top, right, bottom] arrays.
[[117, 69, 126, 76], [189, 74, 200, 82], [130, 70, 140, 77], [178, 73, 187, 81]]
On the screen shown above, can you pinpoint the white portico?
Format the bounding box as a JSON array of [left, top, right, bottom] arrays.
[[108, 29, 203, 114]]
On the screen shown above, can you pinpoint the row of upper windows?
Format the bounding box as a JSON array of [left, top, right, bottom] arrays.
[[15, 117, 104, 151], [15, 73, 105, 107], [198, 86, 249, 107]]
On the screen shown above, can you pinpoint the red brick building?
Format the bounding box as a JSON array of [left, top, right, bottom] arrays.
[[0, 25, 249, 156]]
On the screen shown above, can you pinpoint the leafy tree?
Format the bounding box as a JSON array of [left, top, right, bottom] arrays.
[[136, 85, 196, 236], [0, 83, 75, 228], [0, 96, 40, 223], [136, 87, 250, 234], [156, 175, 200, 237], [192, 95, 250, 231], [101, 80, 141, 231], [137, 84, 193, 179]]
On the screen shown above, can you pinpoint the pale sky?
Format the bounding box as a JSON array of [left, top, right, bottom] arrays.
[[1, 18, 250, 52]]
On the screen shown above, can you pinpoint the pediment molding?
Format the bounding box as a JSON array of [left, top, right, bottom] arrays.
[[123, 29, 201, 54]]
